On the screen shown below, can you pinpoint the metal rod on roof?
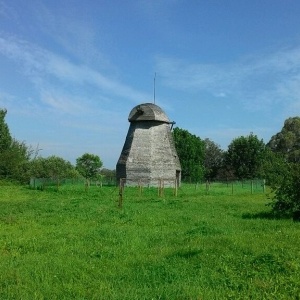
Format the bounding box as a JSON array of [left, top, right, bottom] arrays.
[[154, 72, 156, 104]]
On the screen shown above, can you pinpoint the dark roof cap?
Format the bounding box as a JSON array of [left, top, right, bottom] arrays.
[[128, 103, 170, 123]]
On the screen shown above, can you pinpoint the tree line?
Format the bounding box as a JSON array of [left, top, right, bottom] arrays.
[[1, 108, 299, 219], [173, 117, 300, 220], [0, 109, 104, 187]]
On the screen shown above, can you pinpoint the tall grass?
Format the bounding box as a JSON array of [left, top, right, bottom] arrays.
[[0, 182, 299, 299]]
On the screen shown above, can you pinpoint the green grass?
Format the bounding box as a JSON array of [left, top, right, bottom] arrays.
[[0, 182, 299, 299]]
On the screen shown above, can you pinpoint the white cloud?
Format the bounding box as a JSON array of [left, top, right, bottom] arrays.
[[0, 35, 151, 114], [40, 91, 87, 115], [156, 45, 300, 113]]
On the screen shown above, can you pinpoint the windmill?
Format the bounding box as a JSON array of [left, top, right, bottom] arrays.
[[116, 103, 181, 187]]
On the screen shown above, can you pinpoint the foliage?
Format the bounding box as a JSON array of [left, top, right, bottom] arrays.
[[173, 127, 205, 182], [267, 116, 300, 163], [203, 138, 224, 181], [76, 153, 103, 184], [261, 148, 288, 187], [100, 168, 116, 179], [225, 133, 266, 179], [0, 108, 12, 151], [0, 109, 32, 182], [0, 184, 299, 299], [1, 139, 32, 183], [269, 163, 300, 220], [30, 156, 76, 189]]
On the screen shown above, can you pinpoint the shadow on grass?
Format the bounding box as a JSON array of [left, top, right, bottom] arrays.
[[171, 249, 203, 259], [242, 211, 290, 220]]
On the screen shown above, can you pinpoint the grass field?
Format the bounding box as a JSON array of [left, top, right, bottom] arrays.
[[0, 182, 299, 299]]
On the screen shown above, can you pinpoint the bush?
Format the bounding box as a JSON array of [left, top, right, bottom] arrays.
[[269, 163, 300, 220]]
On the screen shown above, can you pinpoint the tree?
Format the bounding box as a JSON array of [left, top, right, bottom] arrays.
[[261, 148, 288, 187], [29, 156, 75, 190], [173, 127, 205, 182], [269, 162, 300, 221], [76, 153, 103, 187], [46, 156, 74, 188], [0, 109, 32, 182], [267, 117, 300, 163], [0, 109, 12, 152], [203, 138, 224, 181], [100, 168, 116, 185], [100, 168, 116, 178], [2, 139, 32, 182], [225, 133, 266, 179]]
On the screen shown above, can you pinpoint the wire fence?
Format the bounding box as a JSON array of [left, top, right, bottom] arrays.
[[29, 177, 117, 189], [116, 178, 266, 208]]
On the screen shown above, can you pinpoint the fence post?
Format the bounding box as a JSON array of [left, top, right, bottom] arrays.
[[119, 179, 124, 208], [251, 180, 253, 194], [262, 179, 266, 193], [158, 179, 160, 197], [174, 178, 178, 197], [231, 182, 234, 195], [138, 179, 143, 196], [206, 180, 210, 194]]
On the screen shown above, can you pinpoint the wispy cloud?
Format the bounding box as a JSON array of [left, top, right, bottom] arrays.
[[0, 1, 16, 19], [0, 35, 150, 114], [40, 90, 88, 115], [156, 46, 300, 113]]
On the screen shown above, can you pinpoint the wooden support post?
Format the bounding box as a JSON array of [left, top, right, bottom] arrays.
[[206, 180, 210, 194], [119, 179, 124, 208], [174, 178, 178, 197], [158, 179, 164, 197], [139, 180, 143, 196], [158, 179, 160, 197]]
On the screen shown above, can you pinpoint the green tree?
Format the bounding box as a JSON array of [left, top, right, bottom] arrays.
[[173, 127, 205, 182], [0, 109, 32, 182], [203, 138, 224, 181], [0, 109, 12, 152], [3, 139, 32, 182], [68, 168, 81, 183], [267, 117, 300, 163], [269, 163, 300, 220], [30, 157, 49, 179], [261, 148, 288, 187], [225, 133, 266, 179], [76, 153, 103, 187], [100, 168, 116, 185], [29, 156, 75, 190], [46, 156, 74, 188]]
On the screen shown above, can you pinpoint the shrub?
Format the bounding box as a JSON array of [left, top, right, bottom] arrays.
[[269, 163, 300, 220]]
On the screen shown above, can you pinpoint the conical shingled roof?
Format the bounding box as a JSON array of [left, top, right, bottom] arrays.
[[128, 103, 170, 123]]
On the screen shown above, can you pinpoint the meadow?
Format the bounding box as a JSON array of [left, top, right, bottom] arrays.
[[0, 181, 299, 299]]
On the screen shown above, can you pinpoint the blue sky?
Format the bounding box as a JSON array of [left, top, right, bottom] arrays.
[[1, 1, 300, 169]]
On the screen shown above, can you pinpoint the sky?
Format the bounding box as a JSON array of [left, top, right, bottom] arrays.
[[1, 0, 300, 169]]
